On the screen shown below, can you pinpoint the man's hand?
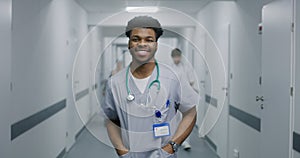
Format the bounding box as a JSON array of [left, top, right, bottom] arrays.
[[116, 148, 129, 156], [162, 143, 174, 154], [106, 119, 129, 156]]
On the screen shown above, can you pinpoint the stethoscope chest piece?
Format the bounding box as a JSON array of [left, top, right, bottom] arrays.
[[127, 93, 135, 101]]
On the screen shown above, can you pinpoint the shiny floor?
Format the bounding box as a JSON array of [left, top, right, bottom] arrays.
[[65, 114, 219, 158]]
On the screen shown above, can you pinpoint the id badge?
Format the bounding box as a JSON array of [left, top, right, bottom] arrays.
[[153, 123, 170, 138]]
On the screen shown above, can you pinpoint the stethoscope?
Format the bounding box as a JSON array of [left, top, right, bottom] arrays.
[[126, 61, 174, 122], [126, 61, 161, 102]]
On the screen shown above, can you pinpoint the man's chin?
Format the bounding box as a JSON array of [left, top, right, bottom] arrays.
[[134, 58, 155, 65]]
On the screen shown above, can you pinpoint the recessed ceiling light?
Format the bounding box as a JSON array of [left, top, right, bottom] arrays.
[[126, 7, 159, 13]]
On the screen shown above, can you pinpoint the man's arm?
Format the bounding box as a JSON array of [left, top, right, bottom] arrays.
[[162, 106, 197, 154], [106, 119, 129, 156]]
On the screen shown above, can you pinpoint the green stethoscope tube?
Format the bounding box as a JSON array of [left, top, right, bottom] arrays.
[[126, 61, 161, 101]]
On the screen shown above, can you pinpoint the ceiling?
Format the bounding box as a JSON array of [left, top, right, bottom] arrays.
[[75, 0, 213, 15]]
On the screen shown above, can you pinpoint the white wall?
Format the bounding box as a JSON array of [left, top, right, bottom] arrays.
[[70, 0, 92, 145], [64, 0, 90, 151], [11, 0, 90, 157], [0, 0, 12, 157], [11, 0, 67, 157], [196, 1, 263, 158], [89, 26, 102, 117]]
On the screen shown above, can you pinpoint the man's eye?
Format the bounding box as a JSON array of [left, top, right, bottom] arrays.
[[147, 39, 154, 42], [131, 38, 139, 42]]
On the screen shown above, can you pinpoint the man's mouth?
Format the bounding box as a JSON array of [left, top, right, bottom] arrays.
[[136, 50, 149, 56]]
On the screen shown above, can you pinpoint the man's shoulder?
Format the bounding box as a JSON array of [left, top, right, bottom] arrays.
[[109, 68, 127, 84]]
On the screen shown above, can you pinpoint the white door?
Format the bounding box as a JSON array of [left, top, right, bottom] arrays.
[[213, 23, 230, 158], [198, 23, 230, 158], [0, 0, 12, 157], [261, 1, 293, 158], [209, 23, 230, 158]]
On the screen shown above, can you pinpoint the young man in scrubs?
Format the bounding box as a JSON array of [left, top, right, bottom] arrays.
[[102, 16, 199, 158]]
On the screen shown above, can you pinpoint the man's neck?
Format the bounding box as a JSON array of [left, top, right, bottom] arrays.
[[130, 60, 156, 79], [174, 61, 181, 65]]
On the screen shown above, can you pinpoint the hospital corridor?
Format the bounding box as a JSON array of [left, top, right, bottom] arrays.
[[1, 0, 300, 158]]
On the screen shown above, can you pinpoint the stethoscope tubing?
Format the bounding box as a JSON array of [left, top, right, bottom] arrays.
[[126, 61, 160, 101]]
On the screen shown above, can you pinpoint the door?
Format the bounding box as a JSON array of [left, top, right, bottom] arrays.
[[0, 0, 12, 157], [261, 1, 293, 158], [198, 23, 230, 158], [210, 23, 230, 158]]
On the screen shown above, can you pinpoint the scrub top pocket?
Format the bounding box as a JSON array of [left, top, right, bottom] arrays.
[[119, 152, 130, 158]]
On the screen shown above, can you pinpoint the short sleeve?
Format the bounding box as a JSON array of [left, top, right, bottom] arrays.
[[101, 78, 119, 121], [177, 74, 199, 113]]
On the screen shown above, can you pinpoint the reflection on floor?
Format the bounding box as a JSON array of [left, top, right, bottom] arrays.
[[65, 114, 219, 158]]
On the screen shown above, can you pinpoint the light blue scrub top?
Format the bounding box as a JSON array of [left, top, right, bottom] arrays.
[[102, 62, 199, 158]]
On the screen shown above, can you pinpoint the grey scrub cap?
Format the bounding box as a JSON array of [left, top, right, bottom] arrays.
[[125, 16, 164, 40]]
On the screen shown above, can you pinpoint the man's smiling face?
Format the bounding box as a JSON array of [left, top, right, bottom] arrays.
[[128, 28, 158, 64]]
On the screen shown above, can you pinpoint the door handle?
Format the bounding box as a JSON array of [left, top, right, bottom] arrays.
[[222, 87, 228, 91], [256, 96, 264, 102]]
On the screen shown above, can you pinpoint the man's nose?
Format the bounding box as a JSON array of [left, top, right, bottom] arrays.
[[137, 39, 147, 46]]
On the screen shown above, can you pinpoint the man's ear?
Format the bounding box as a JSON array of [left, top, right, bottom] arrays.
[[128, 40, 131, 49], [154, 42, 158, 51]]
